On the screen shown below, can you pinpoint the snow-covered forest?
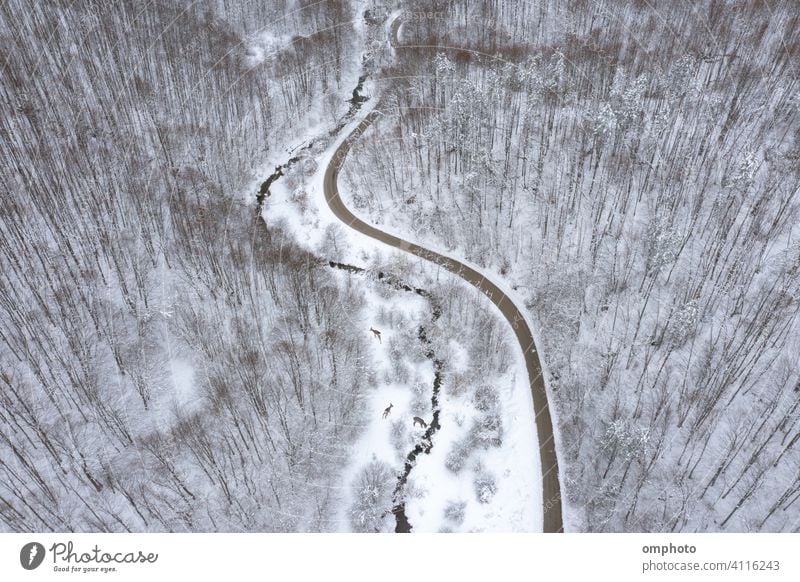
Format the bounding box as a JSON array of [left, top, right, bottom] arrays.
[[343, 0, 800, 531], [0, 0, 373, 531], [1, 0, 798, 533]]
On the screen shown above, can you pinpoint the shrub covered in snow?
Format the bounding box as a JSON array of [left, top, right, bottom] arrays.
[[387, 337, 410, 384], [444, 438, 474, 473], [446, 371, 469, 397], [389, 419, 408, 455], [472, 384, 499, 412], [443, 499, 467, 525], [473, 471, 498, 504], [470, 413, 503, 449], [410, 381, 429, 415], [349, 458, 395, 532]]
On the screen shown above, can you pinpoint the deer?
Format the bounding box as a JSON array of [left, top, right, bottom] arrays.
[[382, 403, 393, 419], [370, 327, 382, 343], [412, 416, 427, 429]]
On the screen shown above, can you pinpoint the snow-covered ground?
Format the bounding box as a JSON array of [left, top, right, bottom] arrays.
[[402, 336, 540, 532], [328, 1, 800, 532], [262, 101, 543, 531]]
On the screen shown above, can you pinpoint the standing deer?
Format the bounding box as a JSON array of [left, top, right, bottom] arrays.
[[370, 327, 382, 343], [412, 416, 427, 429], [382, 403, 393, 418]]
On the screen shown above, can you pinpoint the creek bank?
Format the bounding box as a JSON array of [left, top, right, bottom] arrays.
[[327, 259, 443, 533]]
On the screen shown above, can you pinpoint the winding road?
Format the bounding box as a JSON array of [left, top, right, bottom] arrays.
[[323, 16, 563, 533]]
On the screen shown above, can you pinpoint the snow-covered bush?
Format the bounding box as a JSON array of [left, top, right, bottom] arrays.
[[602, 420, 650, 462], [473, 471, 498, 504], [446, 371, 469, 397], [300, 157, 317, 176], [472, 384, 499, 412], [665, 54, 697, 99], [668, 300, 699, 346], [645, 215, 683, 275], [593, 102, 617, 141], [405, 478, 427, 500], [387, 336, 410, 384], [410, 381, 429, 415], [389, 419, 408, 455], [444, 438, 474, 473], [290, 188, 308, 213], [470, 413, 503, 449], [443, 499, 467, 525], [349, 458, 395, 533]]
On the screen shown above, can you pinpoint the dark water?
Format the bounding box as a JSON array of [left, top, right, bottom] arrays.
[[255, 156, 299, 208], [326, 261, 444, 533], [391, 325, 443, 533], [255, 73, 370, 213]]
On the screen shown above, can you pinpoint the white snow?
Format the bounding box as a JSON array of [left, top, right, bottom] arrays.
[[262, 97, 544, 530], [169, 358, 198, 411]]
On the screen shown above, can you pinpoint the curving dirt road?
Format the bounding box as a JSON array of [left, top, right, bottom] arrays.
[[323, 17, 563, 533]]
